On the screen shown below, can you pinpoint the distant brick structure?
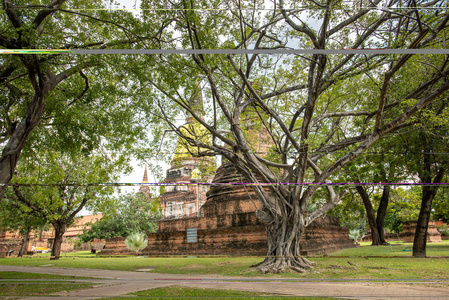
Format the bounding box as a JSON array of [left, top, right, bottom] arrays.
[[160, 158, 212, 219], [0, 214, 103, 255], [0, 238, 21, 258], [102, 163, 355, 256], [400, 221, 442, 243], [139, 164, 152, 198], [158, 81, 215, 220]]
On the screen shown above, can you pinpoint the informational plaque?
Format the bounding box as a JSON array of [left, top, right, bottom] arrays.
[[186, 228, 197, 243]]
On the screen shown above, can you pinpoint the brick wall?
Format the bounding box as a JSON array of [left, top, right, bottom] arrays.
[[400, 221, 442, 243], [0, 238, 21, 257], [102, 214, 355, 257]]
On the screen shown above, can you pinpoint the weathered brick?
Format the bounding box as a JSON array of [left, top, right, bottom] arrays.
[[102, 163, 356, 256], [400, 221, 442, 243]]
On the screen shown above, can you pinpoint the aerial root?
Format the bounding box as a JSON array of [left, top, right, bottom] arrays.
[[256, 256, 316, 273], [250, 258, 269, 267]]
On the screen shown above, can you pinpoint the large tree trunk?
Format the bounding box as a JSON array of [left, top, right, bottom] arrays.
[[412, 187, 433, 257], [18, 230, 30, 257], [254, 209, 315, 273], [51, 223, 66, 259], [413, 169, 444, 257], [356, 186, 383, 245], [413, 133, 446, 257], [376, 186, 390, 244]]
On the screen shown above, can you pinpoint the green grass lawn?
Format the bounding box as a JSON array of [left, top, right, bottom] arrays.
[[106, 286, 341, 300], [0, 241, 448, 279], [0, 272, 96, 297], [0, 271, 92, 279], [328, 240, 449, 257], [29, 250, 98, 258], [0, 282, 95, 297]]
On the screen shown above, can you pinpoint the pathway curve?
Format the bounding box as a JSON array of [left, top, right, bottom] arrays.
[[1, 265, 448, 300]]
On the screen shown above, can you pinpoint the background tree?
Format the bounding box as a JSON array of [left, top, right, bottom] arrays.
[[329, 191, 368, 236], [393, 96, 449, 256], [0, 0, 166, 199], [340, 137, 408, 245], [139, 0, 449, 273], [79, 192, 161, 243], [432, 188, 449, 223], [0, 194, 48, 256], [338, 50, 449, 249], [7, 149, 121, 259], [384, 187, 422, 238]]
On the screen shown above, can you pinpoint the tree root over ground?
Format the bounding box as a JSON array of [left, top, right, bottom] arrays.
[[253, 257, 316, 273]]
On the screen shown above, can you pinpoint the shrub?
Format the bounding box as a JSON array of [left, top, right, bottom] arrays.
[[438, 224, 449, 236], [73, 238, 83, 249], [349, 229, 365, 243], [124, 232, 148, 254]]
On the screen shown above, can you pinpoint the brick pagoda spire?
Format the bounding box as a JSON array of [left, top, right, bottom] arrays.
[[139, 165, 151, 198], [160, 81, 215, 219]]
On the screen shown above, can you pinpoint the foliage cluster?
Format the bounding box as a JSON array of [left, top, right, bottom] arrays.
[[78, 192, 161, 243], [437, 224, 449, 236], [348, 229, 365, 243]]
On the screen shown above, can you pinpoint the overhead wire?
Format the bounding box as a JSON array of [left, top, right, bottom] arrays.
[[7, 6, 449, 11], [2, 3, 448, 189], [2, 182, 449, 187]]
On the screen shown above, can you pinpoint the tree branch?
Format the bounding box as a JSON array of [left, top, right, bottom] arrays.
[[32, 0, 66, 29], [3, 0, 23, 29], [279, 0, 319, 48]]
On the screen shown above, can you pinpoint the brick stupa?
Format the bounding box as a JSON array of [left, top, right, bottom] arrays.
[[102, 164, 355, 256], [159, 81, 214, 219]]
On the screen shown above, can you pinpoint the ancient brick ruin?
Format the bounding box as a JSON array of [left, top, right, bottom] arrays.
[[102, 82, 356, 256], [159, 158, 212, 219], [400, 221, 442, 243], [0, 239, 21, 258], [102, 163, 356, 256], [0, 214, 103, 256]]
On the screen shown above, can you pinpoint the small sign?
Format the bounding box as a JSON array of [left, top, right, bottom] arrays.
[[186, 228, 197, 243]]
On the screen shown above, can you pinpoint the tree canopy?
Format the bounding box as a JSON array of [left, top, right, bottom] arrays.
[[0, 0, 167, 199], [4, 147, 122, 258], [134, 0, 449, 272], [78, 192, 161, 243]]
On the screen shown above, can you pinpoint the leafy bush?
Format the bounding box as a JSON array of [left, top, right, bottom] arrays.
[[73, 238, 83, 249], [438, 224, 449, 236], [124, 232, 148, 254], [78, 192, 161, 243]]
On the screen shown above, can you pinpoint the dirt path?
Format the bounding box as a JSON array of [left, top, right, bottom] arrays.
[[1, 265, 448, 300]]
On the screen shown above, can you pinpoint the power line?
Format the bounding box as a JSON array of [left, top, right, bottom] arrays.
[[2, 49, 449, 55], [146, 151, 449, 155], [7, 6, 449, 11], [2, 182, 449, 187]]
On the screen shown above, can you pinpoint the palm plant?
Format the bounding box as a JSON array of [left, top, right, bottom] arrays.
[[349, 229, 365, 244], [124, 232, 148, 254]]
